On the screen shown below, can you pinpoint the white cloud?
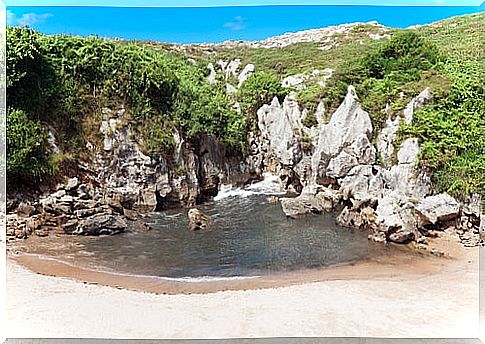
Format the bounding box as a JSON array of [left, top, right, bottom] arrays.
[[223, 16, 246, 31], [7, 10, 53, 27]]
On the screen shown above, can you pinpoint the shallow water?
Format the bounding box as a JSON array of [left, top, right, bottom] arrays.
[[59, 175, 391, 279]]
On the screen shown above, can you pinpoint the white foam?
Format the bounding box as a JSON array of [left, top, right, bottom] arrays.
[[155, 275, 260, 283], [214, 173, 285, 201]]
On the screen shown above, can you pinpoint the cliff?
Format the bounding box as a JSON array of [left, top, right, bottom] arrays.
[[5, 13, 484, 248]]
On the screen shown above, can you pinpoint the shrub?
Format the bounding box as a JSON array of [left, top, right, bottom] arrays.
[[7, 109, 55, 180], [237, 71, 286, 116]]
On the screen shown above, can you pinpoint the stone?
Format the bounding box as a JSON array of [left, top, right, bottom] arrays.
[[403, 88, 433, 125], [65, 177, 79, 191], [51, 190, 66, 199], [280, 185, 341, 218], [339, 165, 386, 199], [237, 63, 255, 87], [17, 202, 35, 217], [415, 193, 460, 225], [226, 83, 237, 95], [376, 116, 400, 167], [257, 94, 304, 166], [311, 86, 373, 181], [123, 208, 140, 220], [188, 208, 212, 231], [351, 134, 376, 165], [62, 219, 79, 234], [76, 214, 127, 235], [397, 138, 420, 165], [207, 62, 217, 84], [326, 151, 358, 178]]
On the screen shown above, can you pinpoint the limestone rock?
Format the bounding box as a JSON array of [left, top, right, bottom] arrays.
[[311, 86, 373, 181], [415, 193, 460, 225], [237, 63, 255, 87], [207, 62, 217, 84], [76, 214, 127, 235], [339, 165, 386, 199], [257, 94, 303, 166], [403, 88, 433, 125], [280, 185, 341, 218], [326, 151, 358, 178], [65, 177, 79, 191], [188, 208, 212, 231]]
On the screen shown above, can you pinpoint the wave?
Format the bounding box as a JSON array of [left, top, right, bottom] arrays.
[[214, 173, 285, 201]]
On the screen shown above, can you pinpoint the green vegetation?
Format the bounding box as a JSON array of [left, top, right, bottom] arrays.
[[7, 13, 483, 201], [236, 71, 286, 132], [6, 27, 245, 180], [398, 13, 485, 200], [6, 109, 56, 180]]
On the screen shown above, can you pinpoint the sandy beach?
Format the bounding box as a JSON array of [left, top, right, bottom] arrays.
[[6, 233, 480, 339]]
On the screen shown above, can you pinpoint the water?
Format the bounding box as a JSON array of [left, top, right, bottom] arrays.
[[66, 175, 389, 279]]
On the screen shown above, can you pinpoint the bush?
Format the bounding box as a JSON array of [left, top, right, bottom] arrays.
[[7, 109, 55, 180], [237, 71, 286, 116], [399, 59, 485, 199]]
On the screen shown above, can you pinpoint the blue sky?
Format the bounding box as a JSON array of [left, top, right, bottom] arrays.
[[6, 2, 485, 43]]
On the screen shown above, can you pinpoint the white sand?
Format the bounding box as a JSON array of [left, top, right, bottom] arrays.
[[6, 247, 479, 339]]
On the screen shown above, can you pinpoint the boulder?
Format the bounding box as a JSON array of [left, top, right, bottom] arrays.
[[188, 208, 212, 231], [415, 193, 460, 225], [280, 185, 341, 218], [17, 202, 35, 217], [375, 194, 417, 243], [65, 177, 79, 191], [76, 214, 127, 235]]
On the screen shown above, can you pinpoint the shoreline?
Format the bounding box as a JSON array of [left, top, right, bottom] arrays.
[[7, 231, 475, 295]]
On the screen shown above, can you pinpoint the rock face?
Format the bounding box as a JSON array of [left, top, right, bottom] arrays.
[[188, 208, 212, 231], [250, 84, 481, 248], [416, 194, 460, 225], [311, 86, 374, 183], [257, 94, 304, 167], [95, 108, 256, 212]]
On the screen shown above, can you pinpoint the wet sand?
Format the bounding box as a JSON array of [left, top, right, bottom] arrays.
[[6, 232, 480, 338], [6, 231, 461, 294]]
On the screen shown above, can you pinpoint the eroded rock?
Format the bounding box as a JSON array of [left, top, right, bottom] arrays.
[[188, 208, 212, 231]]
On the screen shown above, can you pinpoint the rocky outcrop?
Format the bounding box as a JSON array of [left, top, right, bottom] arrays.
[[94, 108, 257, 212], [257, 94, 304, 167], [188, 208, 212, 231], [415, 193, 460, 226], [267, 85, 481, 248], [280, 185, 341, 218], [311, 86, 374, 184], [376, 88, 432, 167]]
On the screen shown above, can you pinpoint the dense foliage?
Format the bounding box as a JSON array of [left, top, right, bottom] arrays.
[[399, 59, 484, 199], [6, 27, 248, 179], [6, 109, 55, 180]]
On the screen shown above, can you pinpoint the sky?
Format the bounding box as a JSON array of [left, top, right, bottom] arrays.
[[6, 2, 485, 43]]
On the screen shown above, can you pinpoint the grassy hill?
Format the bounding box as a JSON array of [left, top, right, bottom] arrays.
[[6, 12, 484, 200]]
